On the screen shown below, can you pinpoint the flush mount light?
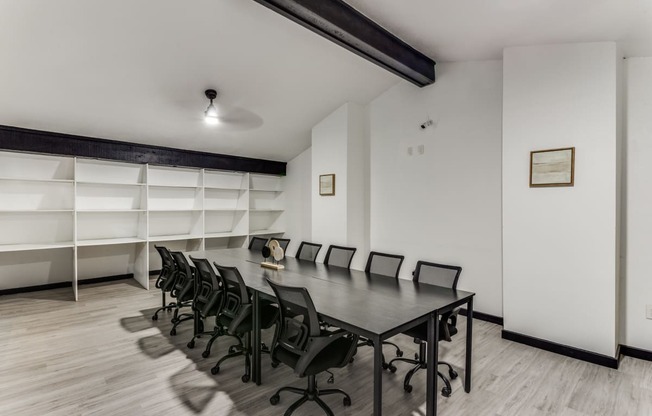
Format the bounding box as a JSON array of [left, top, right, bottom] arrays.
[[204, 89, 219, 125]]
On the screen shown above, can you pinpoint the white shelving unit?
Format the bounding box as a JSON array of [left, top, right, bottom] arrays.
[[0, 150, 285, 299]]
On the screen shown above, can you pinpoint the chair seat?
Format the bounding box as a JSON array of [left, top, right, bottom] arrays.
[[275, 335, 354, 376], [218, 302, 278, 333], [403, 320, 458, 342]]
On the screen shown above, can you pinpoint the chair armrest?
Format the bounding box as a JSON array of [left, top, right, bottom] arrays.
[[227, 304, 252, 334], [294, 329, 359, 377]]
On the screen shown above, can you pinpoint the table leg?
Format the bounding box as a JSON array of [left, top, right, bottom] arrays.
[[426, 313, 439, 416], [465, 297, 473, 393], [373, 337, 383, 416], [252, 291, 261, 385]]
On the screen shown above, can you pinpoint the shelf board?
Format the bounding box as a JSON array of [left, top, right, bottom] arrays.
[[0, 209, 73, 213], [0, 242, 74, 253], [76, 237, 147, 247], [148, 184, 202, 189], [0, 177, 74, 184], [148, 234, 203, 242], [204, 232, 248, 239], [149, 209, 203, 213], [77, 209, 146, 213], [249, 189, 283, 193], [204, 186, 247, 191], [249, 229, 284, 236], [76, 181, 146, 187], [249, 209, 284, 213], [204, 208, 247, 212]]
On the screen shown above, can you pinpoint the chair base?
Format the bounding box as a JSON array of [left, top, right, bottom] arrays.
[[210, 334, 251, 383], [387, 342, 457, 397], [270, 374, 351, 416]]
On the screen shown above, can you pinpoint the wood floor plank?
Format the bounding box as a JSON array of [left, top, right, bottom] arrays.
[[1, 280, 650, 415]]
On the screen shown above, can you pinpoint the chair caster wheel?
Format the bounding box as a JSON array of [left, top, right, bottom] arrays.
[[152, 315, 158, 321], [441, 387, 451, 397], [202, 351, 210, 359], [170, 329, 176, 336], [388, 365, 397, 373], [349, 357, 355, 364], [187, 340, 195, 349], [271, 361, 279, 368], [382, 362, 389, 370], [211, 366, 220, 375], [270, 395, 280, 405], [171, 318, 179, 324], [404, 384, 413, 393], [343, 397, 352, 406], [396, 350, 403, 357], [241, 374, 250, 383], [449, 369, 458, 379]]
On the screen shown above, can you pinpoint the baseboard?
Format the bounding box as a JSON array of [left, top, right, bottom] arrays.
[[0, 273, 133, 296], [620, 345, 652, 362], [149, 269, 161, 276], [459, 308, 504, 326], [78, 273, 133, 286], [502, 330, 619, 369]]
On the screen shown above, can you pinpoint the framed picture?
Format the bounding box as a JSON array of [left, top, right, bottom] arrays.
[[530, 147, 575, 187], [319, 174, 335, 196]]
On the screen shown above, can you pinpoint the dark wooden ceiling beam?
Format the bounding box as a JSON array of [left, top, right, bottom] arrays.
[[252, 0, 436, 87]]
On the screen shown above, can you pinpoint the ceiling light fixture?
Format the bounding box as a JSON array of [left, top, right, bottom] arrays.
[[204, 89, 219, 125]]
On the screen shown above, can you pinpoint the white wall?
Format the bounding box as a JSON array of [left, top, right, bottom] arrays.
[[503, 42, 620, 357], [284, 147, 312, 256], [368, 61, 504, 317], [622, 57, 652, 351]]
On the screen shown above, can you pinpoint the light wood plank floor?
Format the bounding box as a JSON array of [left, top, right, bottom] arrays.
[[1, 279, 650, 416]]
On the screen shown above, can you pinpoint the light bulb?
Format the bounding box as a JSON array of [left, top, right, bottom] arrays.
[[204, 103, 219, 125]]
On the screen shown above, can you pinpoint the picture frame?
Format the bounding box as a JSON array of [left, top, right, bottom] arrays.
[[529, 147, 575, 187], [319, 174, 335, 196]]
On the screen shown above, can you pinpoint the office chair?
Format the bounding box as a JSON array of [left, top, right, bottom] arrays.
[[152, 245, 179, 321], [266, 279, 358, 415], [248, 236, 268, 251], [355, 251, 406, 363], [187, 257, 226, 356], [209, 263, 278, 382], [168, 251, 197, 336], [271, 237, 291, 253], [387, 260, 462, 397], [295, 241, 322, 262], [323, 245, 357, 269]]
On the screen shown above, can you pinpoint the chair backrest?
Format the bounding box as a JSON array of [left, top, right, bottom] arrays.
[[170, 251, 195, 300], [271, 238, 291, 253], [413, 261, 462, 290], [189, 256, 224, 316], [295, 241, 322, 262], [323, 245, 357, 269], [212, 263, 250, 320], [154, 245, 177, 290], [266, 278, 321, 356], [365, 251, 404, 279], [248, 236, 268, 251]]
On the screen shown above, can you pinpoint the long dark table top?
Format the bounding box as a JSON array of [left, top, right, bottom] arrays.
[[185, 248, 475, 339]]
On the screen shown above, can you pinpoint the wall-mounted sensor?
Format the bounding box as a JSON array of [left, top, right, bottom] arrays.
[[420, 119, 434, 130]]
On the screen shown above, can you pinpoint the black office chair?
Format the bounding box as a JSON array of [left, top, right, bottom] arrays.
[[248, 236, 268, 251], [152, 245, 179, 321], [266, 279, 358, 415], [168, 251, 197, 336], [209, 263, 278, 382], [323, 245, 356, 269], [187, 257, 226, 355], [356, 251, 406, 363], [295, 241, 322, 262], [387, 261, 462, 397], [271, 237, 291, 253]]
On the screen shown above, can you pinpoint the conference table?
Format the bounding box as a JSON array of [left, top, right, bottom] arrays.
[[185, 248, 475, 416]]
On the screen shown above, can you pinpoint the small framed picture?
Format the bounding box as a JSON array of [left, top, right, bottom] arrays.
[[530, 147, 575, 187], [319, 174, 335, 196]]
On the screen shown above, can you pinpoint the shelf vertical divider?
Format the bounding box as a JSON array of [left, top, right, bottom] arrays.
[[133, 164, 149, 289], [200, 169, 206, 251], [72, 157, 79, 301]]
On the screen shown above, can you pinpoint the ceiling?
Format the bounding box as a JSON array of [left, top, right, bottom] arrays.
[[2, 1, 651, 162]]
